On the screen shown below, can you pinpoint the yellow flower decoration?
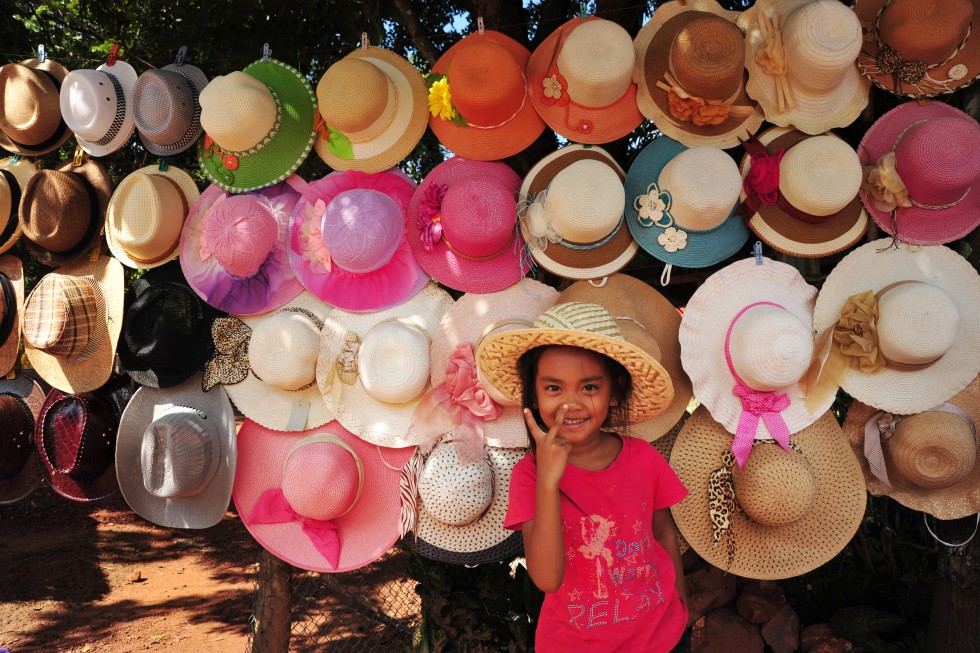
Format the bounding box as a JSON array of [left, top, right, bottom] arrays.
[[428, 77, 456, 122]]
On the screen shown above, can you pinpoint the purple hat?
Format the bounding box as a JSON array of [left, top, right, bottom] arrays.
[[180, 177, 304, 315], [286, 168, 428, 312]]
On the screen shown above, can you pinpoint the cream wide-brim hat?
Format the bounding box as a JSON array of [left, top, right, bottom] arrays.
[[0, 255, 24, 376]]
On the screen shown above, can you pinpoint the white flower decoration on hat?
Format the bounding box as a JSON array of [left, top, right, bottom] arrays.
[[634, 182, 673, 228], [658, 226, 688, 253], [518, 190, 562, 252]]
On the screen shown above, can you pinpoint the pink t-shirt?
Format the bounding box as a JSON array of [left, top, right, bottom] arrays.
[[505, 436, 688, 653]]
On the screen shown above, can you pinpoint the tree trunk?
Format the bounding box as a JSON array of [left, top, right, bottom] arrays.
[[252, 549, 292, 653], [926, 518, 980, 653]]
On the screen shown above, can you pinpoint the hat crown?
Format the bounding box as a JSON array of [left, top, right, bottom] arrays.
[[359, 320, 431, 404], [544, 159, 625, 243], [889, 410, 976, 488], [323, 188, 402, 273], [249, 311, 320, 392], [124, 282, 205, 368], [784, 0, 863, 90], [447, 41, 525, 125], [140, 406, 218, 499], [780, 136, 862, 217], [0, 393, 34, 478], [877, 283, 959, 366], [204, 195, 278, 278], [732, 444, 816, 525], [533, 302, 625, 340], [200, 71, 276, 153], [318, 58, 391, 135], [895, 118, 980, 208], [0, 63, 61, 143], [21, 170, 94, 251], [879, 0, 973, 65], [657, 146, 740, 229], [23, 274, 104, 358], [729, 305, 813, 392], [419, 444, 493, 527], [60, 69, 123, 140], [557, 20, 635, 107], [109, 173, 186, 259], [669, 15, 744, 101], [42, 392, 116, 479], [281, 440, 360, 521], [441, 173, 517, 257], [133, 69, 195, 139]]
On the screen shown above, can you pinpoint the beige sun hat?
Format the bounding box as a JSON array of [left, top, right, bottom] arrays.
[[204, 291, 332, 432], [317, 283, 455, 448], [22, 255, 124, 394], [739, 0, 871, 134], [671, 406, 866, 579], [105, 164, 200, 269], [0, 157, 40, 255], [0, 255, 24, 377], [810, 239, 980, 416]]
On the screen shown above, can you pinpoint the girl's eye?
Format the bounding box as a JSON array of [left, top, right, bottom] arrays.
[[583, 384, 600, 392], [544, 384, 561, 392]]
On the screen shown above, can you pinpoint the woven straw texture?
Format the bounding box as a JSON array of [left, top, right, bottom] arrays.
[[0, 255, 23, 376], [0, 376, 45, 504], [133, 63, 209, 156], [0, 58, 73, 155], [650, 412, 691, 555], [0, 157, 39, 255], [61, 60, 139, 157]]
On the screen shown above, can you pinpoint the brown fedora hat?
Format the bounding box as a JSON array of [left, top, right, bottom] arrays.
[[0, 58, 73, 156]]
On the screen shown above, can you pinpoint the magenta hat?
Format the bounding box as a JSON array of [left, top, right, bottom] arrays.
[[287, 168, 428, 312], [179, 177, 304, 315], [407, 157, 527, 293], [858, 101, 980, 245], [234, 419, 412, 573]]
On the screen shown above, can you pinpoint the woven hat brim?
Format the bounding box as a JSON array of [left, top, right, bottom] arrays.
[[625, 136, 750, 268], [843, 375, 980, 520], [812, 238, 980, 415], [854, 0, 980, 98], [0, 59, 74, 156], [740, 127, 868, 258], [633, 1, 765, 148], [199, 59, 316, 193], [25, 255, 124, 394], [0, 158, 40, 255], [234, 419, 412, 573], [649, 413, 691, 554], [315, 48, 428, 175], [0, 376, 45, 505], [0, 255, 24, 376], [679, 257, 833, 437], [73, 61, 139, 157], [137, 64, 209, 157], [407, 158, 528, 294], [116, 375, 236, 528], [671, 406, 866, 579], [857, 102, 980, 245]]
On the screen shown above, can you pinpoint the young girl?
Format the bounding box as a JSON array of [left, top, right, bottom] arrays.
[[477, 302, 688, 652]]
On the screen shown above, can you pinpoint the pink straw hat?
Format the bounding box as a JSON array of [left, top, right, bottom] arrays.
[[179, 177, 304, 315], [857, 101, 980, 246], [407, 157, 527, 294], [234, 419, 412, 572], [287, 168, 428, 312]]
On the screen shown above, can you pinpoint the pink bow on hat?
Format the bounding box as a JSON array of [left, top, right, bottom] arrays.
[[247, 488, 341, 568]]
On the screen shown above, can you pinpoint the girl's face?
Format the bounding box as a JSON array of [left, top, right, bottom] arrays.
[[533, 346, 617, 446]]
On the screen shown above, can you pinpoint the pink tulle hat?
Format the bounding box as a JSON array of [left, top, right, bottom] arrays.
[[406, 157, 528, 293], [857, 101, 980, 246], [179, 177, 304, 315], [287, 168, 428, 312], [234, 419, 411, 573]]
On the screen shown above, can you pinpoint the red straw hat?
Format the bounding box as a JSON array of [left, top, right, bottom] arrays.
[[427, 30, 546, 160]]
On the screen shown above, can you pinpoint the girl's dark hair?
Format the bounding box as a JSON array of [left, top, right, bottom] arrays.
[[516, 345, 634, 452]]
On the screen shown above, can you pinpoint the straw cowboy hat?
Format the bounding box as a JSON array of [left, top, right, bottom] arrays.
[[198, 59, 316, 193], [857, 101, 980, 246], [60, 60, 139, 157], [407, 157, 528, 294], [286, 168, 429, 313], [740, 0, 871, 135], [679, 257, 834, 468], [855, 0, 980, 98], [633, 0, 765, 149], [739, 127, 868, 258], [844, 374, 980, 520], [671, 406, 866, 579], [133, 62, 209, 156], [426, 29, 546, 160], [0, 58, 73, 156], [0, 376, 45, 505], [527, 16, 644, 144], [0, 156, 39, 256], [22, 255, 124, 394], [0, 255, 24, 377], [234, 419, 413, 572], [105, 164, 201, 269], [116, 373, 236, 528], [314, 47, 428, 174], [810, 239, 980, 416]]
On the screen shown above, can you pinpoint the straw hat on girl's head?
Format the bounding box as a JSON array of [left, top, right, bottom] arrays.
[[60, 60, 139, 157], [287, 168, 429, 313], [234, 419, 413, 573], [527, 16, 643, 144], [810, 239, 980, 416], [0, 58, 73, 156], [739, 128, 868, 258], [0, 255, 24, 377], [0, 376, 45, 505], [0, 157, 39, 256], [314, 47, 428, 174], [740, 0, 870, 135], [519, 144, 636, 281], [198, 59, 316, 193], [855, 0, 980, 98], [844, 375, 980, 520], [133, 63, 209, 156], [633, 0, 764, 149], [857, 101, 980, 246], [407, 157, 527, 294], [670, 406, 866, 580]]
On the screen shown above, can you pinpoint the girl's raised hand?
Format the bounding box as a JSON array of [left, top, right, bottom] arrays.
[[525, 404, 571, 489]]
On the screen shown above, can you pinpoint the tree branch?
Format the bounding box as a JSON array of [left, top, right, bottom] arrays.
[[389, 0, 441, 67]]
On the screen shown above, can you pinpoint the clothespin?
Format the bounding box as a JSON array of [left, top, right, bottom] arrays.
[[37, 44, 46, 63], [262, 43, 272, 63], [174, 45, 187, 67], [477, 17, 485, 35], [158, 157, 170, 172], [72, 145, 87, 167], [9, 155, 20, 164], [361, 33, 369, 51], [106, 43, 120, 67], [753, 241, 764, 265], [580, 2, 589, 18]]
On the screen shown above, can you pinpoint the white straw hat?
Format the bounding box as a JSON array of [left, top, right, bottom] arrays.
[[60, 60, 139, 156]]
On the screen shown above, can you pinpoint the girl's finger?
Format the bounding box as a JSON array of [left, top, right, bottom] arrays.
[[523, 408, 547, 442]]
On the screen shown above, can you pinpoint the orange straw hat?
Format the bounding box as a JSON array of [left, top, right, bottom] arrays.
[[634, 0, 765, 149], [527, 16, 643, 144], [855, 0, 980, 98], [427, 30, 546, 160], [0, 58, 73, 156]]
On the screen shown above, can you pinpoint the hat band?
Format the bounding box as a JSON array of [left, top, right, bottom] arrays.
[[0, 392, 36, 479], [117, 174, 189, 265], [1, 69, 69, 151], [465, 79, 529, 130], [0, 168, 22, 245], [343, 77, 399, 145], [442, 228, 518, 263], [0, 272, 15, 348], [657, 69, 751, 128], [91, 72, 127, 148], [557, 214, 625, 252]]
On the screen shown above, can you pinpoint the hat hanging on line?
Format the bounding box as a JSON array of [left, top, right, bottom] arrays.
[[0, 57, 73, 156], [198, 58, 316, 193], [739, 127, 868, 258], [857, 101, 980, 246], [426, 29, 546, 160], [0, 156, 40, 256], [0, 376, 45, 505], [132, 60, 209, 156], [60, 59, 139, 157], [0, 255, 24, 377], [287, 167, 429, 313], [234, 419, 413, 573], [634, 0, 765, 149], [670, 406, 866, 580], [116, 373, 236, 529]]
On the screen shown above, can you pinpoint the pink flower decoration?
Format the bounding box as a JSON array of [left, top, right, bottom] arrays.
[[743, 149, 784, 206], [299, 200, 331, 273], [417, 182, 448, 251]]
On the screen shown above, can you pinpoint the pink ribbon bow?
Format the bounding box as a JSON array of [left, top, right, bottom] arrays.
[[737, 134, 784, 221], [247, 488, 341, 568]]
